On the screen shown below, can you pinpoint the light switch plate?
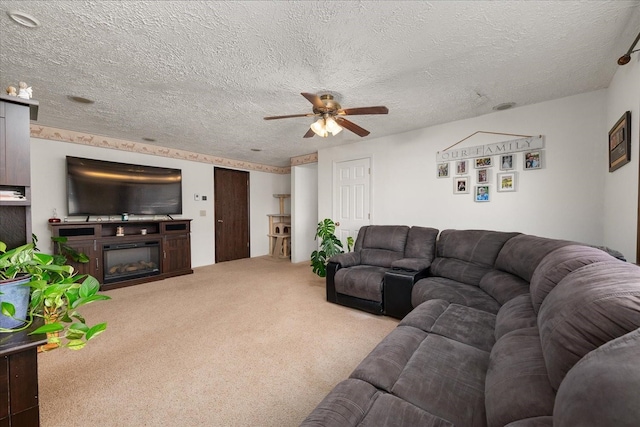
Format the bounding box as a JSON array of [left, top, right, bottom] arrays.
[[194, 194, 200, 201]]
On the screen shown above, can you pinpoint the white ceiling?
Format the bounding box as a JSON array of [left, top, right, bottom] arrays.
[[1, 1, 639, 168]]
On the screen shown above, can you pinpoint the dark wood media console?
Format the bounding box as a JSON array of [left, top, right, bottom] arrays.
[[50, 219, 193, 291]]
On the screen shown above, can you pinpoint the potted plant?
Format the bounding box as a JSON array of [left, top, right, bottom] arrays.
[[310, 218, 354, 277], [0, 238, 111, 350]]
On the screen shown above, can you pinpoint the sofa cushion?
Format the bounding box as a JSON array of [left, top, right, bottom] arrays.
[[362, 225, 409, 253], [429, 257, 494, 287], [351, 325, 428, 392], [479, 270, 529, 305], [430, 304, 496, 352], [403, 226, 439, 259], [349, 299, 493, 426], [538, 260, 640, 390], [504, 416, 553, 426], [391, 334, 490, 427], [429, 229, 519, 287], [494, 293, 537, 341], [358, 393, 454, 427], [435, 229, 520, 266], [401, 300, 496, 352], [399, 299, 450, 330], [360, 248, 405, 268], [529, 244, 615, 314], [485, 328, 556, 427], [299, 378, 379, 426], [334, 265, 388, 302], [412, 277, 501, 314], [300, 378, 454, 427], [494, 234, 572, 282], [553, 328, 640, 427]]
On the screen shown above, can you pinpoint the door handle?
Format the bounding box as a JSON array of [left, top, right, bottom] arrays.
[[217, 220, 223, 223]]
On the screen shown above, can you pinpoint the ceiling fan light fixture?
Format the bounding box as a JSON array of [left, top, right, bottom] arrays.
[[310, 118, 328, 137], [325, 116, 343, 135]]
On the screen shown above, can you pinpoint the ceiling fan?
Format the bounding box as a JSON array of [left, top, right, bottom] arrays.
[[264, 93, 389, 138]]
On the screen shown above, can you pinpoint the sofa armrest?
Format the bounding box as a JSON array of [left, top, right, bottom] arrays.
[[391, 258, 432, 272], [383, 268, 430, 319], [325, 261, 340, 303], [328, 251, 361, 268]]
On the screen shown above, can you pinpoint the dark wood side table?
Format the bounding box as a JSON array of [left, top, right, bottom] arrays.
[[0, 320, 47, 427]]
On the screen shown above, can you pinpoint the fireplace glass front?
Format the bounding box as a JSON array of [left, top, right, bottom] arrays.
[[103, 241, 161, 284]]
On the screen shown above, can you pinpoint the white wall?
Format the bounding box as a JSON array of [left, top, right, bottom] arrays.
[[604, 55, 640, 262], [30, 138, 289, 267], [319, 90, 609, 254], [291, 163, 318, 263], [249, 170, 291, 258]]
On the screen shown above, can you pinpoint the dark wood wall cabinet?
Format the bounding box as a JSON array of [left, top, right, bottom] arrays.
[[0, 94, 39, 249], [50, 219, 193, 291]]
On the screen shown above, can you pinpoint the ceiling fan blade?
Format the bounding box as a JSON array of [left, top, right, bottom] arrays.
[[301, 92, 325, 110], [335, 117, 370, 137], [338, 106, 389, 116], [264, 113, 316, 120], [303, 128, 315, 138]]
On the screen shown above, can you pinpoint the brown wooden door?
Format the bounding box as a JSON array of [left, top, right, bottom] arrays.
[[214, 168, 250, 262]]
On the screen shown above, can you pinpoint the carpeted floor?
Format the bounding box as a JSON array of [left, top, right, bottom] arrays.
[[37, 256, 399, 426]]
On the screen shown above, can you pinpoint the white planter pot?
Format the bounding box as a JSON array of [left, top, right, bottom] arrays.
[[0, 275, 31, 329]]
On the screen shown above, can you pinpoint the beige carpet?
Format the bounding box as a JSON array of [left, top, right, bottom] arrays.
[[37, 256, 399, 426]]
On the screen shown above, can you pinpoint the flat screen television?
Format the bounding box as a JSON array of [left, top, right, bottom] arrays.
[[66, 156, 183, 216]]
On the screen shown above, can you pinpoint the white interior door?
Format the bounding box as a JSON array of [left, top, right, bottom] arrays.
[[333, 158, 371, 247]]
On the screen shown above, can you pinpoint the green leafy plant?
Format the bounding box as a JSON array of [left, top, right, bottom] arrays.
[[311, 218, 354, 277], [0, 238, 111, 350], [51, 236, 90, 266]]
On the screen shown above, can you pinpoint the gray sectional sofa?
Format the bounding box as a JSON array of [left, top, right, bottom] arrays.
[[302, 228, 640, 426]]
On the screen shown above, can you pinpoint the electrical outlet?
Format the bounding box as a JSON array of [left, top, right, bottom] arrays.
[[200, 210, 206, 216], [194, 194, 200, 201], [202, 195, 207, 201]]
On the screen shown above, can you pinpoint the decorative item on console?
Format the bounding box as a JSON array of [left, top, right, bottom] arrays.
[[48, 208, 61, 223], [17, 82, 32, 99]]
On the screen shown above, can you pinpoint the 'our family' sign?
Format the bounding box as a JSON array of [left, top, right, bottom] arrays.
[[436, 136, 544, 162]]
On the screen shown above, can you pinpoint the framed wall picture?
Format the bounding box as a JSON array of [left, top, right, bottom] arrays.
[[455, 160, 468, 175], [437, 162, 450, 178], [475, 185, 490, 202], [477, 168, 489, 184], [524, 150, 543, 170], [453, 176, 469, 194], [474, 157, 492, 168], [497, 172, 517, 192], [609, 111, 631, 172], [499, 154, 515, 170]]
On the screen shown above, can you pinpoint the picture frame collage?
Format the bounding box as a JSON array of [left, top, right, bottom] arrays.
[[438, 149, 543, 202]]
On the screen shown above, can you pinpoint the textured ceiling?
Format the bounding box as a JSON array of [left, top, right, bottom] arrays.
[[1, 1, 639, 168]]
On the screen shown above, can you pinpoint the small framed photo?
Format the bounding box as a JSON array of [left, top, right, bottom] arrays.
[[497, 172, 517, 192], [455, 160, 468, 175], [474, 157, 492, 168], [437, 162, 450, 178], [524, 151, 543, 170], [477, 168, 490, 184], [499, 154, 515, 171], [453, 176, 469, 194], [475, 185, 490, 202], [609, 111, 631, 172]]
